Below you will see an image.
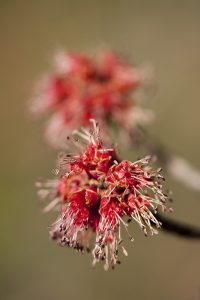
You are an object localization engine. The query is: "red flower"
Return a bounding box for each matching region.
[30,50,153,148]
[37,121,171,270]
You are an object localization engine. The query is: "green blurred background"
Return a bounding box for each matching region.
[1,1,200,299]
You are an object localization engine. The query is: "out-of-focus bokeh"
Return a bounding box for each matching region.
[1,1,200,299]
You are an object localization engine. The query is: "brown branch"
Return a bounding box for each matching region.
[157,213,200,239]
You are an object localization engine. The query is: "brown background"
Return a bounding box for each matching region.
[1,1,200,300]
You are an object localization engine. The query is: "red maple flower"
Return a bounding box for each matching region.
[37,120,171,270]
[30,50,153,148]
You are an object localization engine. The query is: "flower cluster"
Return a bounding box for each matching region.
[30,50,153,148]
[37,120,170,270]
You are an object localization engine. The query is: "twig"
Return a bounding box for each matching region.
[157,213,200,239]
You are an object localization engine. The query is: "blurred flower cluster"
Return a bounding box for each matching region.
[30,50,153,148]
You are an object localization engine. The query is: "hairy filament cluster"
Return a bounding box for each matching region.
[37,120,171,270]
[30,50,153,148]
